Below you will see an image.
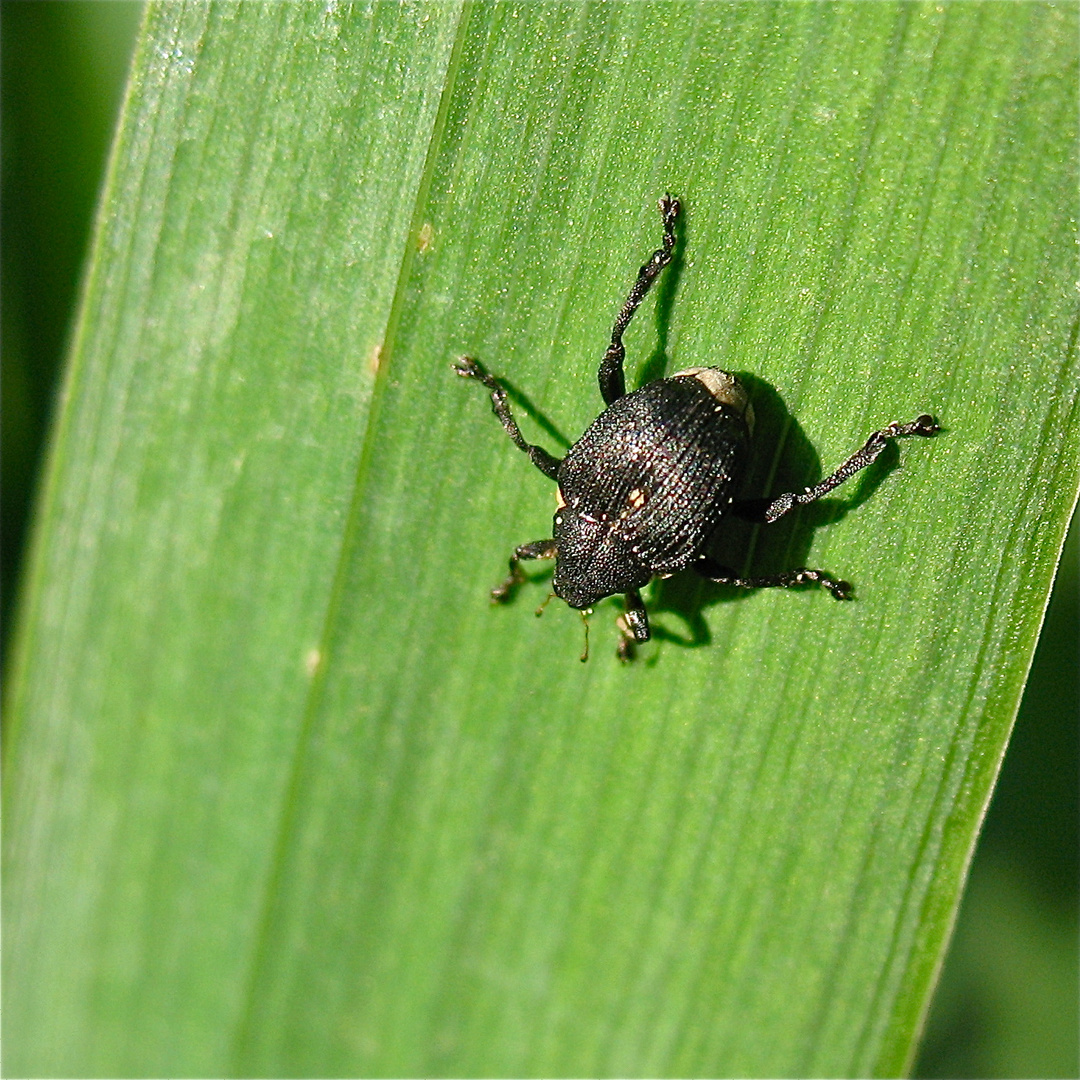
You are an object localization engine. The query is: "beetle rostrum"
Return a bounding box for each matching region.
[455,194,939,660]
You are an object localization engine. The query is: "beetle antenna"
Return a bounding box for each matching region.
[579,610,591,663]
[534,592,556,618]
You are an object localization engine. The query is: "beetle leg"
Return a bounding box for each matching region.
[454,356,562,480]
[491,539,557,603]
[694,556,852,601]
[756,414,939,523]
[598,193,681,406]
[615,588,651,661]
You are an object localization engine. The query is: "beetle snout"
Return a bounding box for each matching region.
[551,575,600,611]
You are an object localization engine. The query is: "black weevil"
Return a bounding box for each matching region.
[455,195,938,660]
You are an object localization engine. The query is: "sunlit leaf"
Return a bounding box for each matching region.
[5,4,1077,1075]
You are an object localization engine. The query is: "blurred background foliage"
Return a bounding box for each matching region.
[1,4,1074,1076]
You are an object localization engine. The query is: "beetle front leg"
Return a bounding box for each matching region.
[694,557,852,600]
[454,356,563,480]
[757,414,939,523]
[491,539,558,603]
[615,588,651,661]
[598,194,680,405]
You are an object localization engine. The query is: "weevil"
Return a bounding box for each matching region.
[455,194,938,660]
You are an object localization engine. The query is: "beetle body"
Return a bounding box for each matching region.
[553,369,752,609]
[455,194,938,659]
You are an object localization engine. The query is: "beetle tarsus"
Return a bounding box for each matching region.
[614,590,650,662]
[490,574,520,604]
[490,539,557,604]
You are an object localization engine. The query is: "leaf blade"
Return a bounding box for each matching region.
[5,3,1077,1077]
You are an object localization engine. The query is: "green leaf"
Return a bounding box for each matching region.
[5,3,1077,1076]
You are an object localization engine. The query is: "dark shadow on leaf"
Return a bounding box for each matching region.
[497,378,573,451]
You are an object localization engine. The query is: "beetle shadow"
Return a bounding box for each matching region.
[645,373,908,652]
[497,379,574,451]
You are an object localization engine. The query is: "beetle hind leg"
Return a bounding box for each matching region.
[758,414,939,523]
[695,557,852,601]
[491,539,557,603]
